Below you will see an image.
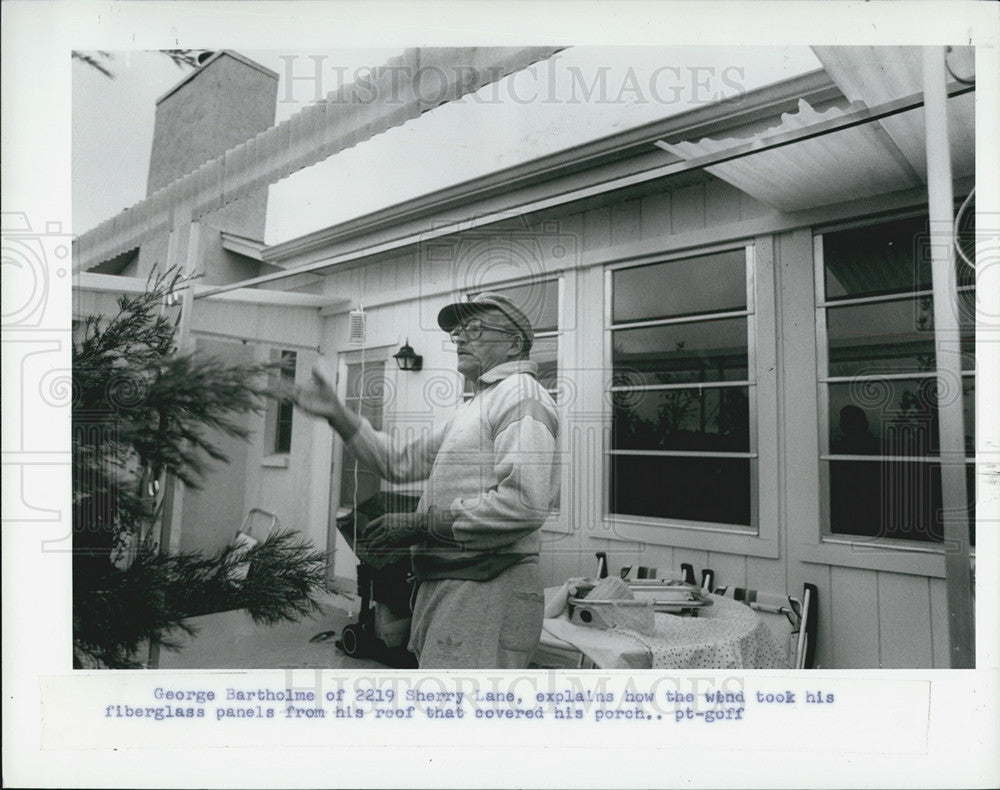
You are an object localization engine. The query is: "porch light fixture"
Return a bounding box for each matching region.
[392,339,422,372]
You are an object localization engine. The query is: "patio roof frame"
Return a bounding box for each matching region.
[195,80,974,301]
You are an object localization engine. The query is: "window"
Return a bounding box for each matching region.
[266,349,297,454]
[464,278,562,515]
[339,360,386,508]
[464,278,561,397]
[816,210,975,544]
[607,247,757,529]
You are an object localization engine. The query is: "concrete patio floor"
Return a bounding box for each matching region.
[157,591,396,670]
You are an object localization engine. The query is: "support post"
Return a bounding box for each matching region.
[148,218,201,667]
[158,220,201,556]
[923,46,974,668]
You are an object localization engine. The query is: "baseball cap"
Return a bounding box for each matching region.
[437,292,534,350]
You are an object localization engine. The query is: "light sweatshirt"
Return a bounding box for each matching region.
[345,360,560,580]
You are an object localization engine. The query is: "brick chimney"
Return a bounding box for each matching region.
[123,51,281,281]
[147,50,278,195]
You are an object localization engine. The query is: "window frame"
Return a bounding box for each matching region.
[601,239,780,558]
[335,352,390,510]
[264,348,297,457]
[813,217,976,551]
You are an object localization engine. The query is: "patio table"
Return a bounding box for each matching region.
[537,586,788,670]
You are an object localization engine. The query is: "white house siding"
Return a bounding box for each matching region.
[572,180,953,669]
[304,167,958,668]
[218,303,329,558]
[557,176,795,656]
[236,344,320,516]
[76,277,333,559]
[179,338,253,555]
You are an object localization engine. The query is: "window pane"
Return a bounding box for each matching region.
[829,460,943,542]
[612,317,748,385]
[275,401,294,453]
[340,456,381,508]
[609,455,750,526]
[270,350,296,454]
[613,386,750,452]
[478,280,559,333]
[613,249,746,323]
[344,399,384,430]
[823,215,932,300]
[360,402,383,431]
[609,455,751,525]
[828,379,940,456]
[531,335,558,390]
[341,361,386,507]
[345,364,362,399]
[827,297,935,376]
[960,289,976,370]
[345,362,386,399]
[829,461,974,544]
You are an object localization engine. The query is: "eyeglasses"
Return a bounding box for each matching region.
[449,318,514,341]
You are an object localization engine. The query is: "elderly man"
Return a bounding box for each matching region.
[293,293,559,668]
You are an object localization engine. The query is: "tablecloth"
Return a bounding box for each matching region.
[541,586,788,669]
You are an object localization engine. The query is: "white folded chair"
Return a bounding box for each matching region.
[713,584,818,669]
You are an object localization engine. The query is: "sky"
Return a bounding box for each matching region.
[72,46,823,241]
[71,48,403,233]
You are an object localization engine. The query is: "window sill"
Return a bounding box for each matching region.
[600,516,778,559]
[799,538,950,578]
[261,455,290,469]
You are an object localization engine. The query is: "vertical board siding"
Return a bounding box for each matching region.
[877,571,934,668]
[540,542,556,581]
[541,528,579,567]
[802,564,834,669]
[584,536,615,578]
[671,184,706,233]
[554,212,585,263]
[575,536,653,580]
[582,206,612,251]
[610,199,641,247]
[829,565,881,667]
[549,541,586,583]
[672,549,710,584]
[705,178,742,223]
[745,553,788,596]
[739,191,771,222]
[301,168,956,670]
[397,251,417,291]
[180,340,253,555]
[639,192,671,240]
[628,544,674,579]
[928,577,951,668]
[705,552,748,592]
[569,422,605,536]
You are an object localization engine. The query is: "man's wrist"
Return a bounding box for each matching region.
[329,415,360,442]
[327,402,361,442]
[426,507,459,545]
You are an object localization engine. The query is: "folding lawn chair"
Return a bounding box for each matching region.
[713,583,819,668]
